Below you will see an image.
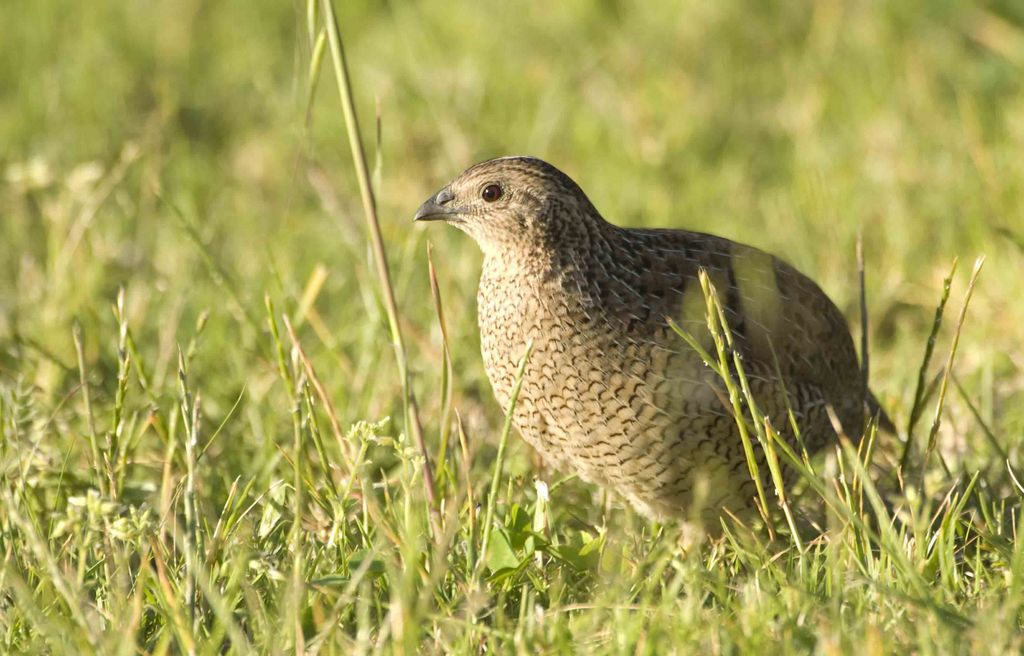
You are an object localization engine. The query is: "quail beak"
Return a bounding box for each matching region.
[413,188,463,223]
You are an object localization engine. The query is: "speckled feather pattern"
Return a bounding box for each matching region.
[421,156,870,521]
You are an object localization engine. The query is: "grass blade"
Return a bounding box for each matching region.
[315,0,437,538]
[902,258,958,470]
[477,340,533,578]
[921,256,985,477]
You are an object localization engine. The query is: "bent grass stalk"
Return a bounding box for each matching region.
[282,313,356,479]
[72,321,104,496]
[176,348,201,634]
[313,0,439,538]
[902,258,958,471]
[952,375,1009,463]
[428,243,455,492]
[922,256,985,478]
[701,273,799,547]
[670,269,807,549]
[477,340,534,578]
[669,271,775,541]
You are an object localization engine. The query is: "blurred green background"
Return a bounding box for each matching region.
[3,0,1022,460]
[2,0,1024,650]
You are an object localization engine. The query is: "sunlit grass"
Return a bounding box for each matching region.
[1,0,1023,653]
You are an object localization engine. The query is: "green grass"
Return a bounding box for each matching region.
[2,0,1024,653]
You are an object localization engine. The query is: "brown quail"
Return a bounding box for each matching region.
[415,156,884,522]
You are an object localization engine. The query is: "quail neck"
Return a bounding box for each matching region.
[415,156,881,523]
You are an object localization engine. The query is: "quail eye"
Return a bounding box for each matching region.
[481,184,503,202]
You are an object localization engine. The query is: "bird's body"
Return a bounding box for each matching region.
[416,156,875,521]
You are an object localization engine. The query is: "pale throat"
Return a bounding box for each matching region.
[480,239,564,282]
